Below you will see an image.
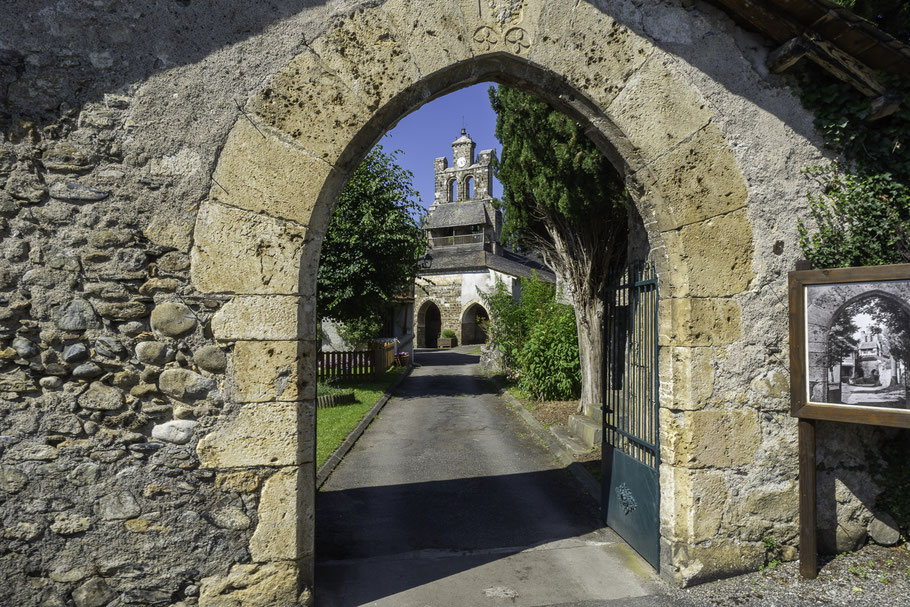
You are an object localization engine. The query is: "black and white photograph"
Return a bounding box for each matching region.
[806,279,910,409]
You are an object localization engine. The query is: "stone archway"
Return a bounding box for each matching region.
[461,302,489,345]
[190,0,768,597]
[417,300,442,348]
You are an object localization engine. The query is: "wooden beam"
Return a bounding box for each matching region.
[799,418,818,579]
[869,92,903,121]
[768,37,810,73]
[767,35,886,97]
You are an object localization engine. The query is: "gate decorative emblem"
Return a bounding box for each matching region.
[616,483,638,515]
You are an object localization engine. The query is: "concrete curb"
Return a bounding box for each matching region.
[316,364,415,489]
[489,375,602,506]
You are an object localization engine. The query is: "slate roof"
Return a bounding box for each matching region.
[424,201,489,229]
[420,247,556,283]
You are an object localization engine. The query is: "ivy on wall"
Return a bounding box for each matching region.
[796,67,910,268]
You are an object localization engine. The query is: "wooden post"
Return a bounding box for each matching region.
[799,418,818,579]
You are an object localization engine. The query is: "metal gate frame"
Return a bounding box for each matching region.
[602,261,661,570]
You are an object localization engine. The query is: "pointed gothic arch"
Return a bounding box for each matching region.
[187,0,820,595]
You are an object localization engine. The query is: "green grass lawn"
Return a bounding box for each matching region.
[316,366,405,467]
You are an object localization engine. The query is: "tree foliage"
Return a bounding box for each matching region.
[796,66,910,269]
[317,146,426,344]
[798,166,910,268]
[489,85,628,409]
[481,275,580,401]
[489,85,627,264]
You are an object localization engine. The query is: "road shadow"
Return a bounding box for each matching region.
[315,467,604,606]
[413,348,482,367]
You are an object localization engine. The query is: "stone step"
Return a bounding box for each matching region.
[549,425,593,456]
[569,414,602,449]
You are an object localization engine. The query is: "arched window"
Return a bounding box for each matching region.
[464,175,474,200]
[448,179,456,202]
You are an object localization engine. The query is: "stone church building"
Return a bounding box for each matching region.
[415,129,554,348]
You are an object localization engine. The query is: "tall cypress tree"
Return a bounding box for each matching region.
[490,85,628,412]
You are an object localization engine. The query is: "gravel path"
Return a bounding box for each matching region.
[668,543,910,606]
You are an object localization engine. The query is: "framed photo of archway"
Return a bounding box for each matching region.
[790,263,910,429]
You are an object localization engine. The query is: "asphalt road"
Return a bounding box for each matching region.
[315,346,669,607]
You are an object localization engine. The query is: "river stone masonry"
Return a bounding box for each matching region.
[0,0,902,604]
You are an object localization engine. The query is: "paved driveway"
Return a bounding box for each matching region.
[315,346,670,607]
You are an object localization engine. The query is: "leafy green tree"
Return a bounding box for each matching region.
[317,146,426,344]
[489,85,628,412]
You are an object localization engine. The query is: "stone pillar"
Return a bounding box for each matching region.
[189,119,325,605]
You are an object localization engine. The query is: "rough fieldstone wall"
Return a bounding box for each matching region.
[0,3,331,605]
[0,0,897,603]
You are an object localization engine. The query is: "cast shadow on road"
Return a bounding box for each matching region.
[315,467,604,606]
[413,349,482,367]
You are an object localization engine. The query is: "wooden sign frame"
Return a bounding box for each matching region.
[789,262,910,579]
[789,263,910,430]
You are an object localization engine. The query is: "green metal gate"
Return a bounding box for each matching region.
[602,261,660,570]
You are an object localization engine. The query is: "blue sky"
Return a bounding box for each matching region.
[379,82,501,209]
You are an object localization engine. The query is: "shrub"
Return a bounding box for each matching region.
[482,273,581,400]
[441,329,456,339]
[517,302,580,400]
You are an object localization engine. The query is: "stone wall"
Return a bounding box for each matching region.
[0,0,897,602]
[415,275,463,346]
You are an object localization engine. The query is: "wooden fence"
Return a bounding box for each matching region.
[318,342,395,381]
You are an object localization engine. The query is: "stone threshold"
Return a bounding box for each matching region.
[316,364,415,488]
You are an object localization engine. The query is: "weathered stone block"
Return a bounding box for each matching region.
[659,466,727,543]
[383,0,473,77]
[659,297,741,346]
[251,50,371,171]
[307,9,419,137]
[250,467,308,562]
[211,296,311,341]
[150,302,197,337]
[608,55,714,165]
[199,562,298,607]
[232,341,315,402]
[196,402,310,468]
[191,200,307,295]
[662,409,761,469]
[530,1,652,111]
[643,125,748,231]
[658,346,715,411]
[664,537,765,587]
[662,209,754,298]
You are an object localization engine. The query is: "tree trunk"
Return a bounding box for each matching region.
[575,293,604,416]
